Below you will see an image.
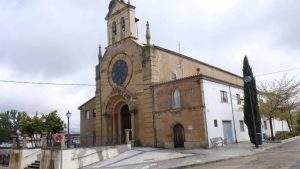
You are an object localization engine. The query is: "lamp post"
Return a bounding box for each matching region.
[66,111,71,148]
[16,129,21,149]
[41,116,48,148]
[42,117,47,135]
[244,76,259,148]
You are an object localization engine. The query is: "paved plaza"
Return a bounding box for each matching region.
[84,137,300,169]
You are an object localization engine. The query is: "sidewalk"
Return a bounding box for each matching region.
[85,136,300,169]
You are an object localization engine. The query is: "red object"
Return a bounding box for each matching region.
[53,133,65,143]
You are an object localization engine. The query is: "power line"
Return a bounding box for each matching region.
[0,67,299,87]
[0,80,95,87]
[256,67,300,77]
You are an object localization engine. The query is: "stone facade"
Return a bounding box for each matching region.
[79,0,243,148]
[153,76,208,148]
[78,97,96,146]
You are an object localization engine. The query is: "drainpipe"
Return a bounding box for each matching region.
[229,85,238,143]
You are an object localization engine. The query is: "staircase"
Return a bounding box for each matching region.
[25,160,40,169]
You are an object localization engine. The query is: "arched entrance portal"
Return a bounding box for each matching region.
[120,104,131,143]
[105,88,137,145]
[173,124,185,148]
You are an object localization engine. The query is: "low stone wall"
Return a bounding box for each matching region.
[0,149,11,169]
[40,144,131,169]
[9,149,41,169]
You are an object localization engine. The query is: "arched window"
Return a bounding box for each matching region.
[120,17,126,32]
[112,21,117,35]
[172,89,181,109]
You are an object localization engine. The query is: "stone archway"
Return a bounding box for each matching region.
[104,88,137,145]
[120,104,131,143]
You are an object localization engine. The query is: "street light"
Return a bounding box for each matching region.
[16,129,21,149]
[244,76,259,148]
[42,117,46,133]
[66,111,71,148]
[41,116,48,148]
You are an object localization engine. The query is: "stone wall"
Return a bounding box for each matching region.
[9,149,41,169]
[40,144,131,169]
[79,97,96,146]
[154,46,243,86]
[95,39,156,146]
[153,77,208,148]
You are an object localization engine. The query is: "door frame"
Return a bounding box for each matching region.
[222,120,234,144]
[173,123,185,148]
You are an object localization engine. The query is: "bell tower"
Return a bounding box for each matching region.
[106,0,139,45]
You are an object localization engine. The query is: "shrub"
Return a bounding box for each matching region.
[275,131,295,140]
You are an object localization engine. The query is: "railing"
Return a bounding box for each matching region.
[10,134,134,150]
[63,135,132,149]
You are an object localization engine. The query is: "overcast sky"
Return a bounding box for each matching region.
[0,0,299,132]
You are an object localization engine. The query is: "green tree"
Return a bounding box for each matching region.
[21,114,34,137]
[45,111,64,136]
[243,56,262,147]
[260,76,300,138]
[0,110,27,143]
[0,111,11,143]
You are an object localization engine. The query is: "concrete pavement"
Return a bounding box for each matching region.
[188,137,300,169]
[84,137,300,169]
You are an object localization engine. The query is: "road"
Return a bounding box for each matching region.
[188,138,300,169]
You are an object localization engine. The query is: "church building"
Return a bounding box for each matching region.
[79,0,250,148]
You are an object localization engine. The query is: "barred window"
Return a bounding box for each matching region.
[220,91,228,103]
[214,120,218,127]
[240,120,245,132]
[236,94,241,105]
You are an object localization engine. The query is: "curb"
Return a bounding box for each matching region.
[261,136,300,151]
[170,136,300,169]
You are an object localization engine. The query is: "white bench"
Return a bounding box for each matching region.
[210,137,227,148]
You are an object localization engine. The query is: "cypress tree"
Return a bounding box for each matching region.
[243,56,262,146]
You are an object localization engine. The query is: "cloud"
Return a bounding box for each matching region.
[0,0,299,132]
[0,0,103,78]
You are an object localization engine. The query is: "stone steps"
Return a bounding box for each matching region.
[25,160,40,169]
